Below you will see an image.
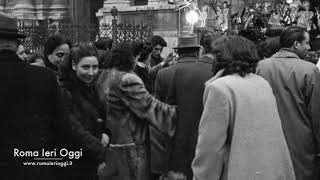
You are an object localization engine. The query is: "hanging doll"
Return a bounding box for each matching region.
[297,0,314,31]
[221,1,229,32]
[199,4,209,27]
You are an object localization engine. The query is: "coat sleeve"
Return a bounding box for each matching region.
[119,73,176,137]
[305,67,320,153]
[192,83,229,180]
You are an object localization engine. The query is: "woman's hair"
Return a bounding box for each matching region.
[108,44,135,72]
[71,44,99,65]
[44,35,71,58]
[43,35,71,68]
[59,45,99,84]
[138,41,153,62]
[212,36,260,77]
[94,37,113,51]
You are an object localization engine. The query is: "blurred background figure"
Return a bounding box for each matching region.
[43,35,71,75]
[93,37,113,69]
[16,41,28,61]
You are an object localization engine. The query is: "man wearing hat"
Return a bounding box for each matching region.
[0,13,69,179]
[154,35,215,180]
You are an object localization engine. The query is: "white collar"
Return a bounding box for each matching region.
[137,62,148,69]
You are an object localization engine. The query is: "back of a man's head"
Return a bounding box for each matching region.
[280,26,308,49]
[200,32,218,55]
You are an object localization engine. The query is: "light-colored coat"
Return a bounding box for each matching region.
[257,49,320,180]
[192,72,295,180]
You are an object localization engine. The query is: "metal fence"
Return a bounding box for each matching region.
[18,20,153,53]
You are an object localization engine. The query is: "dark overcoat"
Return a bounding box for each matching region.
[0,50,69,180]
[58,73,107,180]
[154,56,214,179]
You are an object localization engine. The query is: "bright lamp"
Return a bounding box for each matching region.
[186,10,199,24]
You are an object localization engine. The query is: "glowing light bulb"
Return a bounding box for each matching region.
[186,10,199,24]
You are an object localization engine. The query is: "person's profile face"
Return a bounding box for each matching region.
[16,44,28,61]
[48,43,70,68]
[295,32,311,59]
[152,44,164,59]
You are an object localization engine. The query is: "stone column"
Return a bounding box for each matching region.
[0,0,5,11]
[10,0,36,21]
[49,0,69,20]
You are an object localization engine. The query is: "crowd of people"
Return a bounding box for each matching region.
[1,9,320,180]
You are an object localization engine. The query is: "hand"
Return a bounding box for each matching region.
[97,162,106,176]
[164,53,174,65]
[101,133,110,147]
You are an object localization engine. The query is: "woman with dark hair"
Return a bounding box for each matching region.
[43,35,71,74]
[96,44,176,180]
[192,36,295,180]
[58,45,109,180]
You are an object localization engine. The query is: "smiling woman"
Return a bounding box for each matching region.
[57,45,109,180]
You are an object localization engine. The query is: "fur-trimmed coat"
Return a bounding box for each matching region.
[96,68,176,180]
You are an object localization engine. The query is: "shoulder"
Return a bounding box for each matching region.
[121,72,144,85]
[257,57,275,66]
[205,76,231,94]
[158,64,177,76]
[25,65,57,83]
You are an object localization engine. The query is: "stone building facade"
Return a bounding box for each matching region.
[0,0,102,26]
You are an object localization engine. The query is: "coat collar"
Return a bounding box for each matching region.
[205,69,225,86]
[271,48,301,59]
[199,55,214,64]
[137,61,148,69]
[177,57,197,64]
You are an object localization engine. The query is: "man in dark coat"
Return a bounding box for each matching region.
[257,26,320,180]
[153,35,215,180]
[0,13,69,180]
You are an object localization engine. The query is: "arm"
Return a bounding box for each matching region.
[119,73,176,137]
[192,83,230,180]
[149,53,173,77]
[306,68,320,153]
